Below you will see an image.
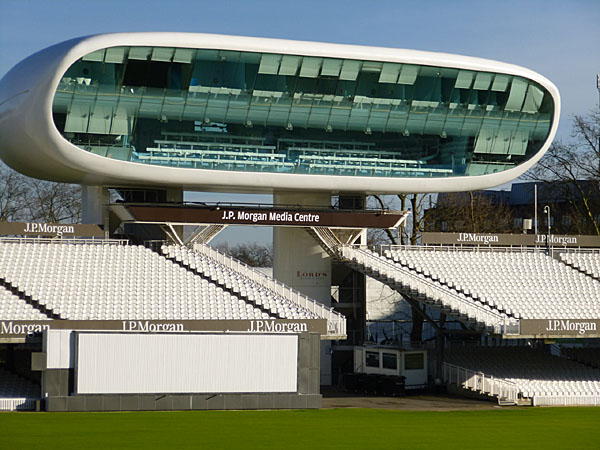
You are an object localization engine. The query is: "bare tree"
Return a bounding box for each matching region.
[367,193,435,344]
[213,242,273,267]
[526,111,600,235]
[23,178,81,223]
[0,164,27,221]
[425,191,514,233]
[369,195,400,246]
[368,193,435,247]
[0,162,81,223]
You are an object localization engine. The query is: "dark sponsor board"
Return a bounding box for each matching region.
[0,222,104,238]
[421,232,600,247]
[0,319,328,339]
[127,205,408,229]
[520,319,600,337]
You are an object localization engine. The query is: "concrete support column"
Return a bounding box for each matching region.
[338,194,367,347]
[165,188,184,242]
[273,191,332,385]
[273,192,332,302]
[82,186,109,238]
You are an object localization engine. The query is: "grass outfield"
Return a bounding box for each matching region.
[1,408,599,449]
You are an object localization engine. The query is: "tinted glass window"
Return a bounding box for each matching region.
[405,353,424,370]
[382,353,397,370]
[53,46,555,179]
[365,351,380,368]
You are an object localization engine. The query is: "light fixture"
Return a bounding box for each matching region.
[403,129,410,137]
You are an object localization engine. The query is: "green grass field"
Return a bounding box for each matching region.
[1,407,599,449]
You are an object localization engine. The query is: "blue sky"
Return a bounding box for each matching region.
[1,0,598,243]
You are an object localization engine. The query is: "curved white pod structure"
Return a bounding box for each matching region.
[0,33,560,193]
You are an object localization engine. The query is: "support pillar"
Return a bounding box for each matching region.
[273,192,332,385]
[165,188,184,242]
[81,186,109,238]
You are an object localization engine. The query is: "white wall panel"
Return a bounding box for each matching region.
[75,333,298,394]
[45,329,74,369]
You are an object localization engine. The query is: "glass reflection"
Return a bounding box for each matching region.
[52,46,554,178]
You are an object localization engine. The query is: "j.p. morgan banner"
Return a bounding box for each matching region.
[0,222,104,238]
[520,319,600,337]
[127,205,408,229]
[0,319,328,339]
[421,232,600,248]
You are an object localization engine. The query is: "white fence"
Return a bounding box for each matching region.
[0,398,37,411]
[442,362,519,404]
[0,237,126,245]
[532,395,600,406]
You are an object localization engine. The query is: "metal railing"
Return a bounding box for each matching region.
[192,244,346,338]
[0,237,126,245]
[340,245,520,335]
[380,244,553,254]
[0,398,38,411]
[306,227,342,257]
[442,362,519,404]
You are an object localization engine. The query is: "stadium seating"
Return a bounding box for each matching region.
[339,245,517,334]
[444,346,600,406]
[188,243,346,337]
[0,238,344,329]
[0,240,271,321]
[0,285,49,320]
[0,367,40,411]
[562,347,600,369]
[559,251,600,279]
[383,246,600,320]
[0,367,39,398]
[131,133,452,177]
[336,243,600,333]
[161,244,321,320]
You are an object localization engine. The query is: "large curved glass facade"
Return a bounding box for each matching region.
[52,46,554,178]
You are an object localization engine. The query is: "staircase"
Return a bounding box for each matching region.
[303,226,517,334]
[186,224,228,245]
[442,362,520,406]
[305,227,341,257]
[338,245,518,335]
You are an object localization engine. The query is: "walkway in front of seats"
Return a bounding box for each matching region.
[321,388,516,411]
